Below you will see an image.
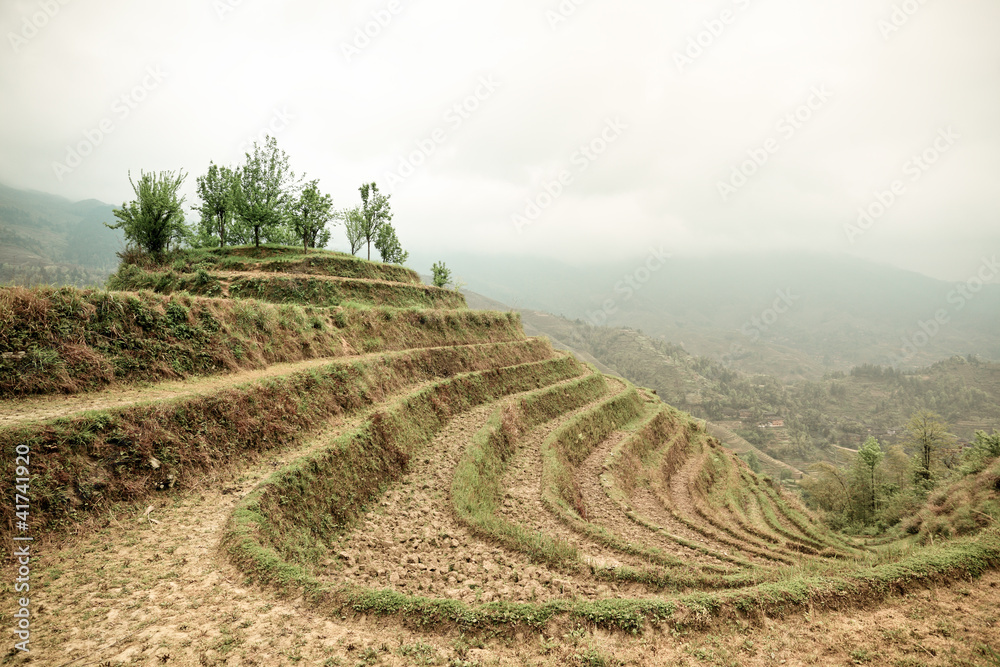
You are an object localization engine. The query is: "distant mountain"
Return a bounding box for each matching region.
[428,251,1000,376]
[0,182,121,286]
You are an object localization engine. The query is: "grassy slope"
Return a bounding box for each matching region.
[5,244,1000,656]
[0,285,511,396]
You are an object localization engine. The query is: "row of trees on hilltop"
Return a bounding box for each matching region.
[106,136,407,264]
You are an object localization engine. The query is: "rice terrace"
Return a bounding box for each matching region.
[2,246,999,666]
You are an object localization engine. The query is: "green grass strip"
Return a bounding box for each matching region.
[452,371,609,566]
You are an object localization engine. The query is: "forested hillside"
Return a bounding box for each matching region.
[507,309,1000,468]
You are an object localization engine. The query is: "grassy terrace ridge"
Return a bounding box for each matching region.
[107,265,466,310]
[0,285,517,397]
[451,370,611,567]
[540,383,648,524]
[691,444,835,558]
[220,354,1000,631]
[222,355,587,576]
[0,339,555,547]
[530,385,754,578]
[162,245,423,284]
[454,379,775,590]
[533,389,802,587]
[601,408,770,570]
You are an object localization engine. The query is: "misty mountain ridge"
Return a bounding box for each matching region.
[424,250,1000,377]
[0,181,121,286]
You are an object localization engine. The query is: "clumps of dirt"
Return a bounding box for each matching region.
[317,402,630,604]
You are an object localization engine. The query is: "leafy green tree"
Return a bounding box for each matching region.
[233,136,302,247]
[858,436,884,515]
[374,222,407,264]
[106,169,188,255]
[974,429,1000,457]
[290,180,335,253]
[741,450,763,474]
[343,206,366,256]
[904,410,954,482]
[962,429,1000,474]
[194,162,237,247]
[431,261,451,288]
[882,444,912,491]
[802,461,850,516]
[359,182,391,260]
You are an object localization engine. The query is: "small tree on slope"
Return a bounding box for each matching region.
[374,222,408,265]
[431,261,451,288]
[358,182,391,261]
[194,162,237,247]
[290,180,335,253]
[233,136,302,247]
[343,206,366,256]
[106,169,188,255]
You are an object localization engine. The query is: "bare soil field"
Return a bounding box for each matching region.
[3,256,998,667]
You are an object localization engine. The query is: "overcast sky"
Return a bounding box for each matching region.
[1,0,998,281]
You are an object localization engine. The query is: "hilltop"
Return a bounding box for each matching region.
[0,245,997,665]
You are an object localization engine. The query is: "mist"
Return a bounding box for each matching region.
[2,0,999,282]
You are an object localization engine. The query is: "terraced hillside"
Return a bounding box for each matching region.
[2,247,999,666]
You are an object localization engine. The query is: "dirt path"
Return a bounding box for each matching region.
[321,376,658,605]
[654,442,790,565]
[0,356,348,429]
[493,379,678,581]
[18,407,392,666]
[665,440,704,524]
[0,342,510,429]
[575,430,734,569]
